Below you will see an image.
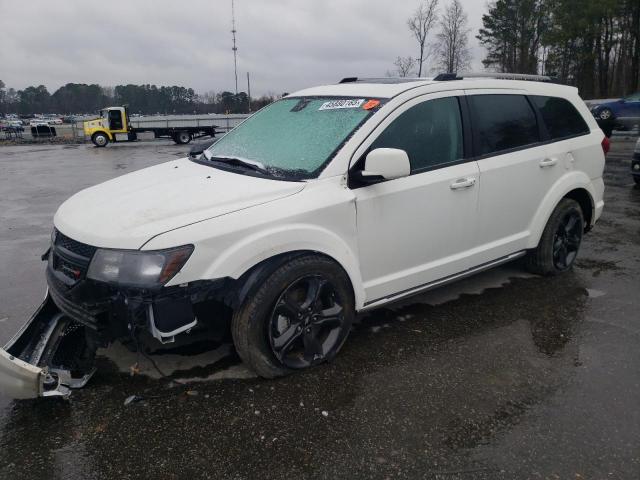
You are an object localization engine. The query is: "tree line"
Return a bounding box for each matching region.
[3,0,638,114]
[477,0,640,98]
[394,0,639,99]
[0,80,276,116]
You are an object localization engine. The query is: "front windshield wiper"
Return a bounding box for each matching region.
[202,151,269,174]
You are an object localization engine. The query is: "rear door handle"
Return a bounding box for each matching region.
[450,178,476,190]
[539,157,558,168]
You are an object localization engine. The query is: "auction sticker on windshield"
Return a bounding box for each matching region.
[319,99,365,110]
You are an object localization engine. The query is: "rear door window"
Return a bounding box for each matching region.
[468,94,539,156]
[370,96,464,173]
[530,96,590,140]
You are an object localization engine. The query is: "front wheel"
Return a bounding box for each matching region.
[91,132,109,147]
[525,198,584,275]
[232,254,354,378]
[634,176,640,185]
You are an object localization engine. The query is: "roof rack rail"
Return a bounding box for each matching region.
[338,77,426,84]
[434,72,561,83]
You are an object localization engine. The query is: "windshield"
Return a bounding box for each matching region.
[205,97,383,179]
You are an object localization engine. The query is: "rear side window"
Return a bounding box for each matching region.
[370,96,464,173]
[531,96,590,140]
[468,95,539,156]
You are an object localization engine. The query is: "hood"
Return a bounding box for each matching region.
[54,158,305,249]
[83,118,106,133]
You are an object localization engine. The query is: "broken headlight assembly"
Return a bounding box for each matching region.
[87,245,194,289]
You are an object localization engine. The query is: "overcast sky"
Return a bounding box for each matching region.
[0,0,488,96]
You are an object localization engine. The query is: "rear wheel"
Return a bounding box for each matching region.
[174,131,192,144]
[232,254,354,378]
[526,198,584,275]
[91,132,109,147]
[598,108,613,121]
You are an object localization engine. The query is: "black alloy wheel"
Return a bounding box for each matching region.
[552,210,583,270]
[525,198,585,276]
[268,275,345,369]
[231,254,354,378]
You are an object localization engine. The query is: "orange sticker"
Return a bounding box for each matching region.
[363,99,380,110]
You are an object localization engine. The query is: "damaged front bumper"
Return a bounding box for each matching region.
[0,294,94,399]
[1,230,235,400]
[0,348,43,399]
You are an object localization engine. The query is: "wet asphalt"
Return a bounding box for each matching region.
[0,139,639,479]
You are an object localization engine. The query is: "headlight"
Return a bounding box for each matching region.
[87,245,194,288]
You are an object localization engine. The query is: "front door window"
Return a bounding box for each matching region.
[109,110,123,130]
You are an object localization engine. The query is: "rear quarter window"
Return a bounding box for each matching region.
[531,96,590,140]
[468,94,539,156]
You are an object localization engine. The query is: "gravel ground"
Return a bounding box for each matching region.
[0,139,639,480]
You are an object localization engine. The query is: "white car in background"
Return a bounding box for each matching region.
[0,73,607,399]
[29,118,48,127]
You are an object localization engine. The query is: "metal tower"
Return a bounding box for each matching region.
[231,0,238,95]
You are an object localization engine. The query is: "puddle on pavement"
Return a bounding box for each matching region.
[98,339,256,382]
[586,288,606,298]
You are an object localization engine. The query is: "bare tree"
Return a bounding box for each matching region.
[391,56,418,77]
[407,0,439,76]
[436,0,472,73]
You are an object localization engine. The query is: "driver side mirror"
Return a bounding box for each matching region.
[354,148,411,184]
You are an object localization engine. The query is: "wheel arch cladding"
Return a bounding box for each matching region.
[563,188,594,230]
[526,173,597,249]
[234,250,357,309]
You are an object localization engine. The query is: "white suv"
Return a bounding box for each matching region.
[0,74,606,398]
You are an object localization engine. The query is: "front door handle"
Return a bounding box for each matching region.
[450,178,476,190]
[539,157,558,168]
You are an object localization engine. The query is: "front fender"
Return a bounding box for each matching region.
[204,224,365,309]
[526,171,599,250]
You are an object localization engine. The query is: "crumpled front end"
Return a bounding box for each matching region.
[1,226,236,400]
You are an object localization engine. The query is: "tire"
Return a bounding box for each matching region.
[634,176,640,185]
[174,131,192,144]
[525,198,584,276]
[232,254,355,378]
[598,108,613,121]
[91,132,109,147]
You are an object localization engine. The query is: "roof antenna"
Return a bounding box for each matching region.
[231,0,239,95]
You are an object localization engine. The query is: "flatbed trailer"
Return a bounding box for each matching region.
[83,106,249,147]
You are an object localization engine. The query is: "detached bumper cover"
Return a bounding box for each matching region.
[0,348,43,399]
[0,295,82,399]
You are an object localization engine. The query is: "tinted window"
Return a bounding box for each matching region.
[370,97,463,173]
[531,96,590,140]
[469,95,539,155]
